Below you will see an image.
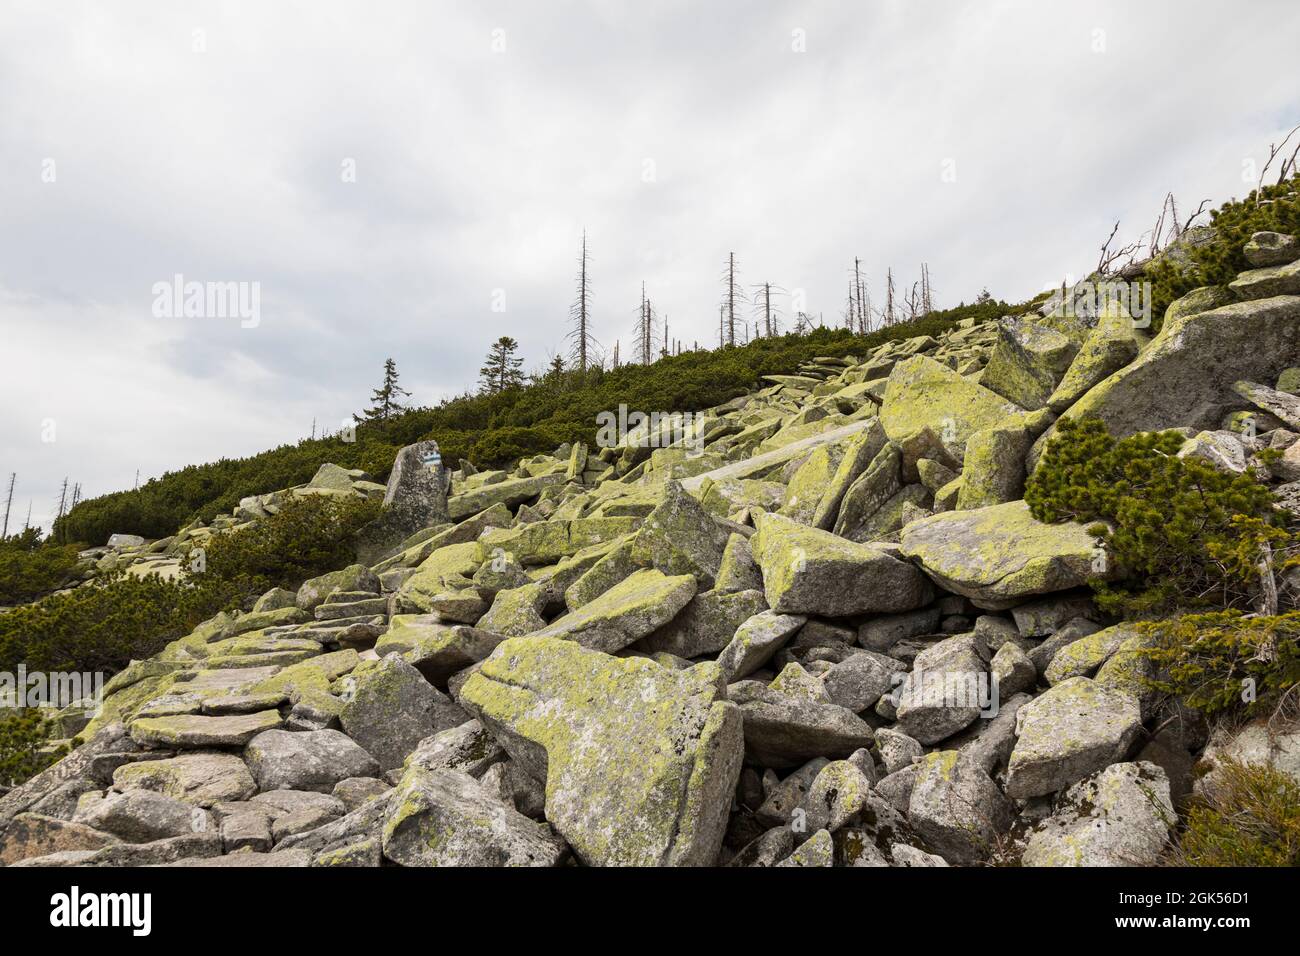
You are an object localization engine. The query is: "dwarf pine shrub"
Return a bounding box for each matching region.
[1026,417,1287,616]
[0,495,380,678]
[0,708,67,787]
[1146,179,1300,333]
[0,530,82,606]
[1140,611,1300,717]
[1176,757,1300,866]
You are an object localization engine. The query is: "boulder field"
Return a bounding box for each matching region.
[5,230,1300,868]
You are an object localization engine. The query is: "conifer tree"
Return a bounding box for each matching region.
[355,358,411,423]
[479,336,525,394]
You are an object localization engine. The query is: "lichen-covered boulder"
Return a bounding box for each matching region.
[1046,304,1139,414]
[0,814,118,865]
[750,511,931,616]
[778,442,846,525]
[1021,762,1174,866]
[339,654,468,771]
[980,317,1080,411]
[459,637,743,866]
[296,564,380,613]
[1233,379,1300,431]
[730,681,875,768]
[477,583,549,636]
[714,533,764,593]
[375,616,504,687]
[641,588,767,658]
[832,441,902,541]
[448,472,567,521]
[76,789,206,844]
[899,500,1111,610]
[1043,623,1137,685]
[382,766,567,867]
[1005,677,1142,798]
[1049,294,1300,442]
[355,439,451,566]
[112,753,257,807]
[957,417,1033,510]
[476,516,638,567]
[129,710,283,749]
[879,355,1024,462]
[628,479,731,587]
[1244,230,1299,268]
[812,421,890,531]
[894,633,991,745]
[395,541,482,613]
[717,610,807,681]
[529,567,697,653]
[1230,257,1300,299]
[802,759,874,834]
[1194,717,1300,797]
[908,750,1013,864]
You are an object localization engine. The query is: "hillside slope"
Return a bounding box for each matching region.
[3,195,1300,868]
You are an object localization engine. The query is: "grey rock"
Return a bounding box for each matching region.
[717,610,808,682]
[244,729,381,792]
[339,654,469,771]
[991,641,1037,699]
[750,511,932,616]
[404,720,506,780]
[733,682,875,769]
[908,751,1013,864]
[876,727,924,774]
[355,440,452,566]
[1022,762,1174,866]
[1243,230,1299,268]
[894,633,991,745]
[382,766,566,867]
[76,789,207,843]
[1006,677,1142,798]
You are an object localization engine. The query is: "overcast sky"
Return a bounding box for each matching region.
[1,1,1298,535]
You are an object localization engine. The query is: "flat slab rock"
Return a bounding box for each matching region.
[730,681,875,769]
[528,567,698,653]
[459,636,743,866]
[112,752,257,807]
[899,500,1112,610]
[129,710,284,749]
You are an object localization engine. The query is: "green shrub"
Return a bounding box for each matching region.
[1141,611,1300,717]
[0,496,378,679]
[1026,416,1286,616]
[0,708,66,787]
[185,493,381,611]
[1176,757,1300,866]
[0,530,82,605]
[0,573,193,676]
[1146,179,1300,333]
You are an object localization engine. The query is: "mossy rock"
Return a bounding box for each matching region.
[459,636,742,866]
[899,500,1112,610]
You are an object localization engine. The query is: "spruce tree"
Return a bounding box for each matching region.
[479,336,525,394]
[355,358,411,423]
